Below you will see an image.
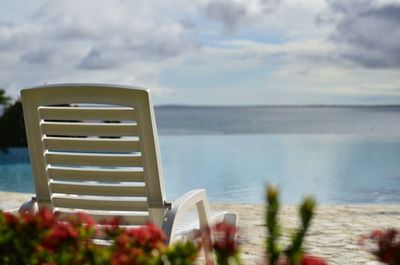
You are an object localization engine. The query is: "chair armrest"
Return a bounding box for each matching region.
[162,189,211,244]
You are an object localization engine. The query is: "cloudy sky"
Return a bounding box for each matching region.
[0,0,399,105]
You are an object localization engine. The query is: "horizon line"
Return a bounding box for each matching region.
[155,104,400,108]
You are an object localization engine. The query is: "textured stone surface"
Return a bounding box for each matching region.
[0,191,33,210]
[211,203,399,264]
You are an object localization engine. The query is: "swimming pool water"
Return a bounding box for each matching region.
[2,134,400,204]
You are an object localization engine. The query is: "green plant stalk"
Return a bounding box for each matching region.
[266,185,281,265]
[285,196,315,265]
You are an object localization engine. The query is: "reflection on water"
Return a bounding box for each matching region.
[1,134,400,204]
[160,134,400,204]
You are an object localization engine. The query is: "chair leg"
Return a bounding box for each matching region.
[223,212,239,240]
[223,212,238,228]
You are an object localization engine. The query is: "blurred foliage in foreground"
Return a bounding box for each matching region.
[0,185,334,265]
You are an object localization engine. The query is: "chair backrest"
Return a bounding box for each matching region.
[21,84,166,226]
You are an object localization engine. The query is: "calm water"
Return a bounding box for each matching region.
[1,106,400,204]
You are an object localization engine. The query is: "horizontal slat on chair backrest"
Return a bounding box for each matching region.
[56,209,149,225]
[50,182,147,197]
[39,107,136,121]
[41,122,138,137]
[47,166,145,182]
[52,196,148,211]
[43,137,141,152]
[45,152,143,167]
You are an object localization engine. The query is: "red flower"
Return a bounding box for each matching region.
[21,208,57,229]
[114,224,166,251]
[364,228,400,265]
[110,224,166,265]
[42,222,79,251]
[102,216,123,227]
[101,216,124,237]
[212,222,238,255]
[1,211,19,227]
[68,211,96,227]
[110,248,144,265]
[276,255,327,265]
[301,255,328,265]
[37,208,57,228]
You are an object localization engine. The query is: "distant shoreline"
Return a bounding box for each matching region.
[3,104,400,117]
[155,104,400,108]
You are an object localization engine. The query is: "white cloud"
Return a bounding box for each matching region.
[203,0,280,33]
[0,0,198,98]
[0,0,399,105]
[325,0,400,68]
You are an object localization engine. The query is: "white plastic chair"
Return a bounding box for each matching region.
[18,83,237,243]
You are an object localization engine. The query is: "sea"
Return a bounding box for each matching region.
[1,106,400,204]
